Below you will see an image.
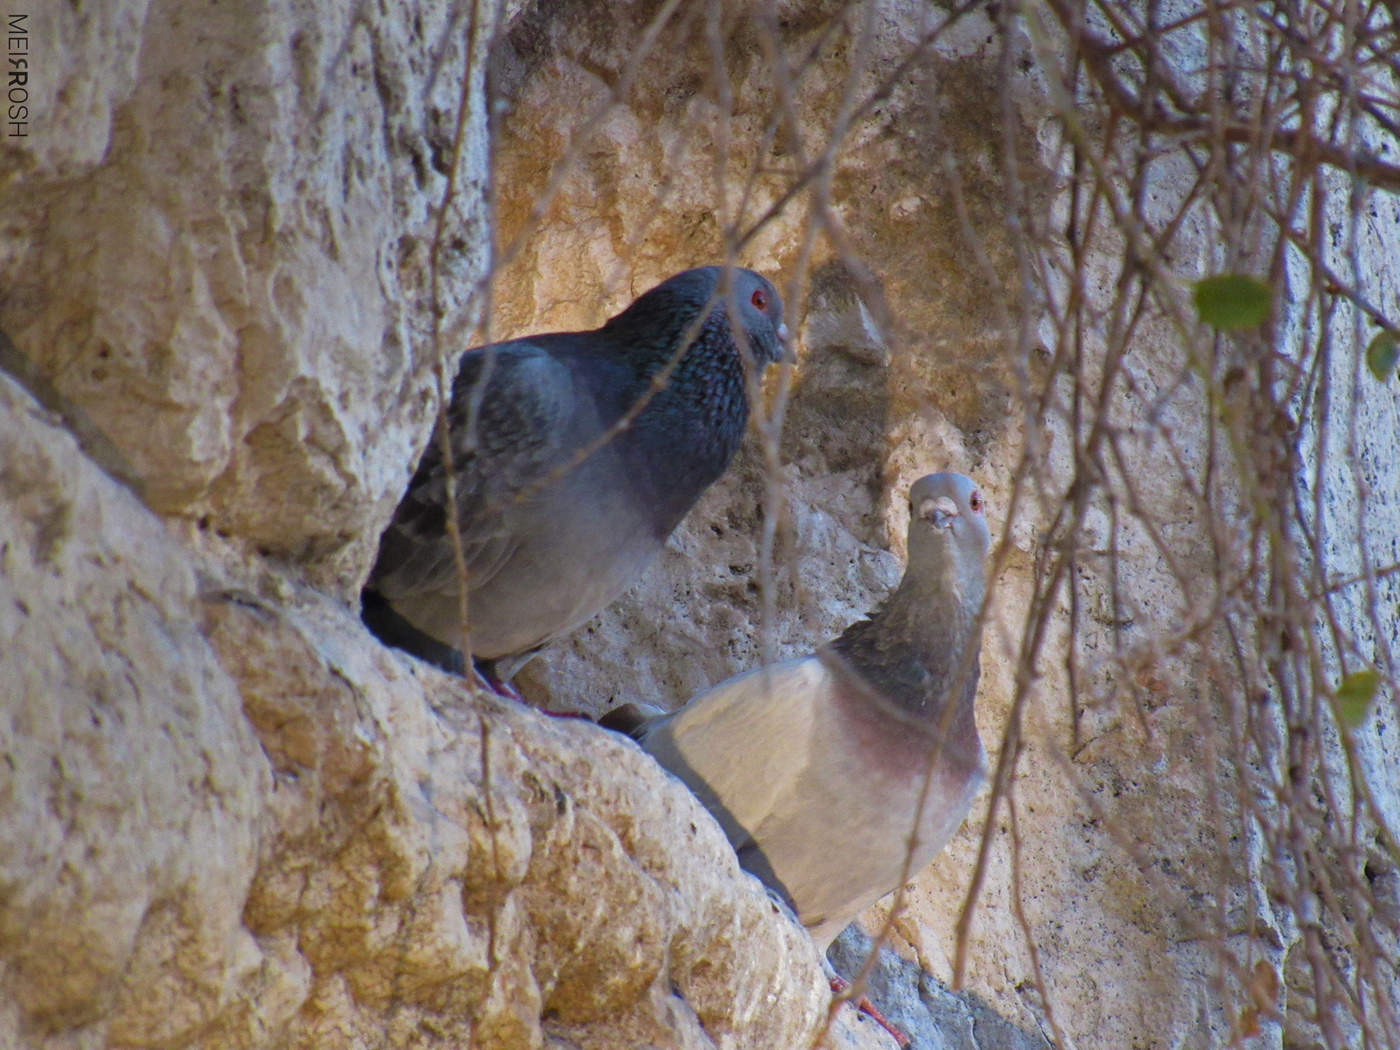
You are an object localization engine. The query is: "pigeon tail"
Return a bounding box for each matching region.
[361,589,466,675]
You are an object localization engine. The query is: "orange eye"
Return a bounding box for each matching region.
[751,287,768,310]
[969,490,984,513]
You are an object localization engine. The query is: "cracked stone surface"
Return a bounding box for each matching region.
[0,368,837,1049]
[2,1,1397,1048]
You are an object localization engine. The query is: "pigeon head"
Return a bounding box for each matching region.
[827,471,989,718]
[715,267,789,367]
[906,472,990,607]
[604,265,788,369]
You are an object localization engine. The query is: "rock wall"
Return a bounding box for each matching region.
[483,3,1205,1047]
[0,1,893,1046]
[0,368,843,1049]
[1,0,500,592]
[3,0,1397,1048]
[483,2,1400,1048]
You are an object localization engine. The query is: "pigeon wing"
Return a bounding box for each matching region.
[639,655,828,853]
[368,340,584,601]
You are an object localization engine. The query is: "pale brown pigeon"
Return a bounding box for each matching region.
[631,472,990,950]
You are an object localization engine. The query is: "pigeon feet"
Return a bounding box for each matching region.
[829,975,910,1049]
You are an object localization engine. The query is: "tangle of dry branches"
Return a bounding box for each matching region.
[425,0,1400,1045]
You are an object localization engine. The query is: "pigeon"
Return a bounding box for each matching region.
[626,472,990,950]
[363,266,788,691]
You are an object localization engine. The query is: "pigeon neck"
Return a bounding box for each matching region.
[608,308,752,535]
[603,284,720,368]
[891,547,985,637]
[830,560,984,722]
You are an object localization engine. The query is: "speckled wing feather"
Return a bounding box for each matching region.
[367,340,584,603]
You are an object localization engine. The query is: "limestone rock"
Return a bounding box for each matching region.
[5,0,1398,1048]
[0,0,508,593]
[829,925,1049,1050]
[205,587,833,1050]
[0,368,833,1049]
[481,3,1400,1049]
[0,372,269,1046]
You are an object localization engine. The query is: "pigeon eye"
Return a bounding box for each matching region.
[751,288,769,311]
[969,490,983,513]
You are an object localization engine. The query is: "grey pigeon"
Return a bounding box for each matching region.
[631,473,990,950]
[363,266,788,690]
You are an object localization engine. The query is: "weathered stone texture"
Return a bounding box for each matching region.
[0,0,501,593]
[3,0,1398,1048]
[0,370,843,1049]
[483,3,1400,1049]
[0,373,269,1047]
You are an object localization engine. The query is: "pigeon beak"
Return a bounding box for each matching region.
[921,495,961,529]
[776,323,795,363]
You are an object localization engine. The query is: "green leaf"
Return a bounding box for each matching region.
[1366,330,1400,382]
[1193,274,1273,329]
[1336,669,1381,729]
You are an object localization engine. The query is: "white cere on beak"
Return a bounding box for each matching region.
[920,495,961,528]
[777,321,790,341]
